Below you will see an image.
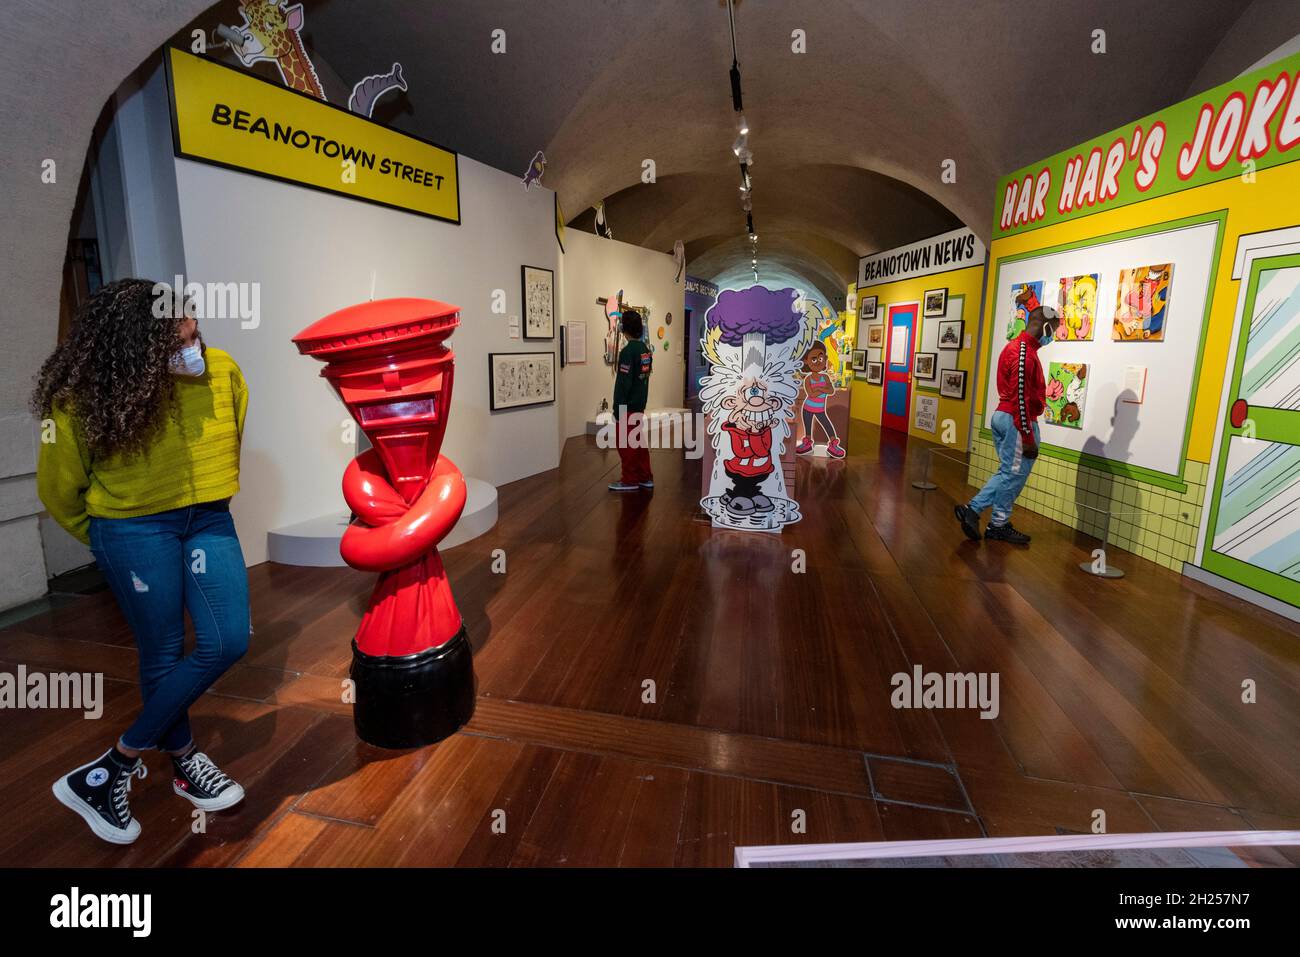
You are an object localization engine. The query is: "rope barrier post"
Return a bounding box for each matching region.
[911,446,938,491]
[1078,505,1124,579]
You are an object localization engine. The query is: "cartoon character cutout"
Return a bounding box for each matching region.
[220,3,405,115]
[522,151,547,190]
[1057,274,1098,341]
[795,341,845,458]
[699,286,815,531]
[1114,264,1173,341]
[222,1,325,98]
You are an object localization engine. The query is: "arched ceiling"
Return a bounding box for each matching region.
[294,0,1252,298]
[46,0,1276,310]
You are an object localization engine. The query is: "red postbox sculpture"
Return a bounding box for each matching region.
[293,298,474,748]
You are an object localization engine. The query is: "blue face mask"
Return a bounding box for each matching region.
[170,341,206,377]
[1039,323,1054,347]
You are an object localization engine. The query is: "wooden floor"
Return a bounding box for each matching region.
[2,419,1298,867]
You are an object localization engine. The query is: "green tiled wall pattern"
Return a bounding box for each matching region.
[967,434,1209,571]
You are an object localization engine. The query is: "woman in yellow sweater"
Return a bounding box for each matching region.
[35,278,250,845]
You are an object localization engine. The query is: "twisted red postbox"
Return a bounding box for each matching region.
[293,298,474,747]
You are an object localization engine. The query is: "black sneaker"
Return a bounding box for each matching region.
[954,504,981,541]
[52,748,147,845]
[172,749,245,811]
[985,522,1031,544]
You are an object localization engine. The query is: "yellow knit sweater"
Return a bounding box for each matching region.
[37,348,248,545]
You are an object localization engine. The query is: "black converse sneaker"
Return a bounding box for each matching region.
[52,748,147,845]
[172,749,245,811]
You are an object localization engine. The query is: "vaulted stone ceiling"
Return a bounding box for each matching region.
[197,0,1271,301]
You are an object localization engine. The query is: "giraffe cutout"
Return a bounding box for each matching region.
[226,1,325,99]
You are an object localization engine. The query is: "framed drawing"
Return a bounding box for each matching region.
[865,361,884,385]
[914,352,937,380]
[859,295,878,321]
[521,265,555,339]
[937,318,963,349]
[851,349,867,371]
[923,287,948,318]
[867,324,884,348]
[489,351,555,411]
[939,368,967,400]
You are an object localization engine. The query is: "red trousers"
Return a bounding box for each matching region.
[617,413,653,483]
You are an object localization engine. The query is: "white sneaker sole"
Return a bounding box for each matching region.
[52,776,140,845]
[173,781,245,811]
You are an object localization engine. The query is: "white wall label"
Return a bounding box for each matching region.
[915,394,938,433]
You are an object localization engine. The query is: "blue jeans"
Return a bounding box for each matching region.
[89,500,249,752]
[968,410,1039,526]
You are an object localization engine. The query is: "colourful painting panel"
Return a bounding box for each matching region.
[1114,263,1173,341]
[1045,361,1089,428]
[1057,273,1098,341]
[1007,280,1043,340]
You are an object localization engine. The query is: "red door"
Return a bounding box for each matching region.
[881,303,915,433]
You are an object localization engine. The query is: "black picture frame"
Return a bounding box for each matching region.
[923,287,949,318]
[521,264,556,340]
[937,319,964,350]
[858,295,878,321]
[939,368,967,400]
[914,352,938,380]
[865,361,884,385]
[488,351,556,411]
[851,349,867,372]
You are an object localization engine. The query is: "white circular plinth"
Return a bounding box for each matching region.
[267,477,499,567]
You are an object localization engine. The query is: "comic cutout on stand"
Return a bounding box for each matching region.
[698,286,816,532]
[794,305,849,459]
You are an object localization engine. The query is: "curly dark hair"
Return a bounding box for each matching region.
[31,278,189,460]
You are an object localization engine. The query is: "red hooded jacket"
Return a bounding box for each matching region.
[995,331,1045,449]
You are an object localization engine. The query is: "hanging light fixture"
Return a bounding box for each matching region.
[727,0,758,284]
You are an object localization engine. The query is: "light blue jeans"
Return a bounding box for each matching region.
[968,410,1039,526]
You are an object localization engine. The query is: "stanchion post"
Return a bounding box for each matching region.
[911,446,938,491]
[1078,505,1125,579]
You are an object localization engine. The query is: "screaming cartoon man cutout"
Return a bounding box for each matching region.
[699,286,816,532]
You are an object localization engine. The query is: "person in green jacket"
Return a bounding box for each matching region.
[609,309,654,491]
[34,278,249,845]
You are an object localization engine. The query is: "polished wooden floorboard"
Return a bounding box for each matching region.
[2,419,1298,866]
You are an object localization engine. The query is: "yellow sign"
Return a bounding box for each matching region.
[166,47,459,223]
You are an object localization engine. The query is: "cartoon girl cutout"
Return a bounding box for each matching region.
[795,340,845,458]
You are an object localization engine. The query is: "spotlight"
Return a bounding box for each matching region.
[732,132,748,156]
[738,113,749,135]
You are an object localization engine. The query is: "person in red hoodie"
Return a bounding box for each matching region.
[955,305,1057,544]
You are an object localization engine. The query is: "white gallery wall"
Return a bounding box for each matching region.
[558,229,685,438]
[174,155,560,565]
